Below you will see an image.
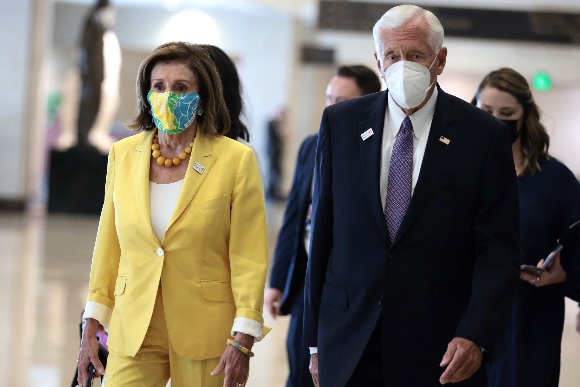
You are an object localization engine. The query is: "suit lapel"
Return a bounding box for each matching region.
[391,87,457,246]
[166,131,216,231]
[359,91,390,244]
[132,130,159,244]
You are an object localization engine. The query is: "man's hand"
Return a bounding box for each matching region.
[439,337,482,384]
[309,353,319,387]
[520,252,567,287]
[264,288,283,319]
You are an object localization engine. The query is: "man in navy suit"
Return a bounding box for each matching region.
[265,65,381,387]
[304,5,520,387]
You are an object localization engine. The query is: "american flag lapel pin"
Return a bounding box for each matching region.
[361,128,374,141]
[439,136,450,145]
[193,161,205,174]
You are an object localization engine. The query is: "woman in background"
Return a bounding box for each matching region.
[199,45,264,184]
[76,42,269,387]
[473,67,580,387]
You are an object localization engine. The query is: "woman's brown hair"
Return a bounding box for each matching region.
[471,67,549,176]
[127,41,230,136]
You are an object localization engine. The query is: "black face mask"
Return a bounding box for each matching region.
[501,119,519,143]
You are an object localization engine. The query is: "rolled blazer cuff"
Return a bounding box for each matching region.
[233,308,272,341]
[231,317,264,342]
[83,301,113,328]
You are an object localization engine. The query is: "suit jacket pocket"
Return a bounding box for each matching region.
[114,276,127,296]
[190,195,229,213]
[321,282,348,311]
[201,280,235,302]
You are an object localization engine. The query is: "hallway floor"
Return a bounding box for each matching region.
[1,203,579,386]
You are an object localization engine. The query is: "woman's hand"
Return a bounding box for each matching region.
[211,333,253,387]
[520,252,567,287]
[77,318,105,387]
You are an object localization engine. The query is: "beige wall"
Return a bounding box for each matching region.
[4,1,580,206]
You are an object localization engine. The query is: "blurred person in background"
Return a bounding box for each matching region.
[200,44,265,187]
[76,42,269,387]
[266,107,287,200]
[265,65,381,387]
[473,67,580,387]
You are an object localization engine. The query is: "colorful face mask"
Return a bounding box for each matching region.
[147,91,201,134]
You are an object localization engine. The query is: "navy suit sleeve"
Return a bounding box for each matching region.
[269,138,312,291]
[303,110,334,347]
[455,122,520,354]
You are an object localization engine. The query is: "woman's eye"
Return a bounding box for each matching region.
[152,83,164,92]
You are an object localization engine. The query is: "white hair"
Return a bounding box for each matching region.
[373,4,444,58]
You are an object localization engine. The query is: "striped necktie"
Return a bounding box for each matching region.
[385,116,414,242]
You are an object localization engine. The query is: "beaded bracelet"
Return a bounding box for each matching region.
[226,338,255,357]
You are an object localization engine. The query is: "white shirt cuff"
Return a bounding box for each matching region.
[231,317,263,342]
[83,301,113,329]
[309,347,318,354]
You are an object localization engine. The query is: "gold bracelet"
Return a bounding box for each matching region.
[226,338,255,357]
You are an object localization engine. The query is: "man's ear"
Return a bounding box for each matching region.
[373,51,382,73]
[436,47,447,75]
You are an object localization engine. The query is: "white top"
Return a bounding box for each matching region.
[150,179,184,243]
[310,88,439,355]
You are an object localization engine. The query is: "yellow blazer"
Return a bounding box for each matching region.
[87,129,269,359]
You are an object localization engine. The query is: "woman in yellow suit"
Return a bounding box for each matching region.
[76,42,269,387]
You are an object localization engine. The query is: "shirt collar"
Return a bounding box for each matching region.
[388,87,438,139]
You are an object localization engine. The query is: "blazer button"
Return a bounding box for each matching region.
[156,247,164,257]
[387,252,395,260]
[378,300,383,307]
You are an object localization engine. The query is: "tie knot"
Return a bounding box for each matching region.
[401,116,413,135]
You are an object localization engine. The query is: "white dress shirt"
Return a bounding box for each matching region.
[379,88,438,209]
[310,88,439,355]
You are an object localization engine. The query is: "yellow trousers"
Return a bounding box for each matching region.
[103,288,224,387]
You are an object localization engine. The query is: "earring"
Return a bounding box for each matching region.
[196,108,204,116]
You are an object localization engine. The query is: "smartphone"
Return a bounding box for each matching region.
[519,219,580,277]
[520,264,545,276]
[520,244,564,276]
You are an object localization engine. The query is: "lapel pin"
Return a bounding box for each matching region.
[193,161,205,175]
[361,128,374,141]
[439,136,450,145]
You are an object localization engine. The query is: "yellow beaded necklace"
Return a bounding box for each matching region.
[151,132,195,167]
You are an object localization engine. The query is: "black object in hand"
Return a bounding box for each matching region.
[520,219,580,275]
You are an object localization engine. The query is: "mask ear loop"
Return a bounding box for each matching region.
[423,49,440,94]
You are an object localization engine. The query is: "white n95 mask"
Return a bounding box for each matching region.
[383,52,438,109]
